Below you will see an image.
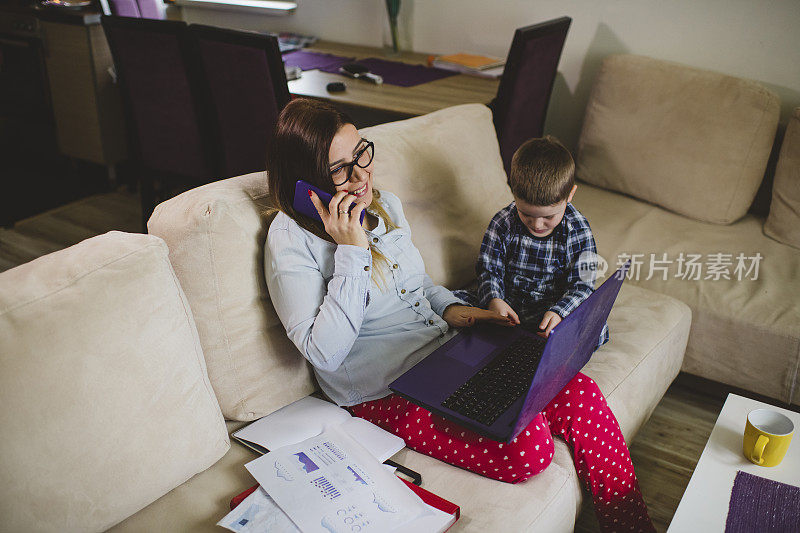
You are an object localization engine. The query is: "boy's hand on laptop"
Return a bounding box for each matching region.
[488,298,521,326]
[442,305,515,328]
[539,311,562,336]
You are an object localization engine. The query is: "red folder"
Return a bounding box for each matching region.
[230,479,460,523]
[230,484,258,510]
[401,479,460,520]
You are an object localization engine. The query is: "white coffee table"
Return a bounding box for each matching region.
[668,393,799,532]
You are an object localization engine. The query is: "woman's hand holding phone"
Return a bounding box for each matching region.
[308,190,369,249]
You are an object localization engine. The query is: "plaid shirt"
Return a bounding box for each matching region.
[456,201,609,345]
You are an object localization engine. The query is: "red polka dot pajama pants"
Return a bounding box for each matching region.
[350,372,654,532]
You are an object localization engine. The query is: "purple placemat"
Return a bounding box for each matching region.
[725,471,800,532]
[283,50,354,73]
[354,58,458,87]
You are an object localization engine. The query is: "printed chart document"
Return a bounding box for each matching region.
[218,486,300,532]
[217,484,457,533]
[232,396,404,462]
[245,426,429,533]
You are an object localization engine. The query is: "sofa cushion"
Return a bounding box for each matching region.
[572,183,800,403]
[0,232,229,532]
[765,107,800,249]
[362,103,513,289]
[109,420,580,533]
[111,423,576,532]
[395,439,581,532]
[148,173,317,421]
[576,54,780,225]
[585,284,691,440]
[109,421,254,533]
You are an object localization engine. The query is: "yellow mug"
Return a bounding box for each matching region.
[743,408,794,467]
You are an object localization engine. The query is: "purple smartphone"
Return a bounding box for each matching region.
[293,180,366,225]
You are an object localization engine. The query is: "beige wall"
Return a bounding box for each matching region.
[183,0,800,149]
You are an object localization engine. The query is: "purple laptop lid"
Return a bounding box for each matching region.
[509,264,629,440]
[389,263,629,443]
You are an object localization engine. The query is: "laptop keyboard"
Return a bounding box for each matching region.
[441,336,544,426]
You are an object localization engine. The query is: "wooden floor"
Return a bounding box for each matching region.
[0,190,781,532]
[0,189,142,272]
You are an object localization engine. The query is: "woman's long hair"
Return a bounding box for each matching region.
[266,98,397,287]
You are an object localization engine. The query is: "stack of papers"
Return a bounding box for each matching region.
[276,32,318,54]
[218,426,457,532]
[232,396,405,462]
[432,53,505,79]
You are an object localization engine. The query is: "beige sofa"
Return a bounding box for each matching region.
[571,55,800,405]
[0,104,690,532]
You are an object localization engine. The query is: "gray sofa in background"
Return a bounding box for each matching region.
[571,55,800,405]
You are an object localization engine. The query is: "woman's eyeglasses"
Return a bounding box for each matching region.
[330,139,374,186]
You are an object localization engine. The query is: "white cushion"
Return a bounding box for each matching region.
[148,173,317,421]
[576,55,780,225]
[0,231,229,532]
[362,104,514,289]
[585,284,691,438]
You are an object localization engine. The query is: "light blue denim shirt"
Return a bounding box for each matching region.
[265,191,464,406]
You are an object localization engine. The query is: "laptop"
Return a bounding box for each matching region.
[389,263,629,443]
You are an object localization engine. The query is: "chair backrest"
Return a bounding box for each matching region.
[135,0,165,19]
[108,0,140,17]
[101,16,215,179]
[189,25,291,178]
[107,0,165,20]
[492,17,572,176]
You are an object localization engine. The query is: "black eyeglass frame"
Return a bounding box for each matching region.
[330,139,374,186]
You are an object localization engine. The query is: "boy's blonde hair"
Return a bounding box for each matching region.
[508,136,575,206]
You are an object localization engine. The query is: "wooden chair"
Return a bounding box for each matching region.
[491,17,572,176]
[101,15,217,228]
[188,25,291,178]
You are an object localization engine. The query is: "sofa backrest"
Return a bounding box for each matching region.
[149,103,512,421]
[0,232,229,532]
[576,54,780,225]
[148,172,317,421]
[362,104,513,289]
[765,107,800,249]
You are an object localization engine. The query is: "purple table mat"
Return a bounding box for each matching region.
[283,50,354,73]
[354,58,458,87]
[726,471,800,532]
[282,51,458,87]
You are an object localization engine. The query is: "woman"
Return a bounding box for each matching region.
[265,98,654,532]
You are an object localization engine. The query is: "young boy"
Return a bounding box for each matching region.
[457,136,609,344]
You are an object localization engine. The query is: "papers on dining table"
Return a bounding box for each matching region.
[228,425,434,533]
